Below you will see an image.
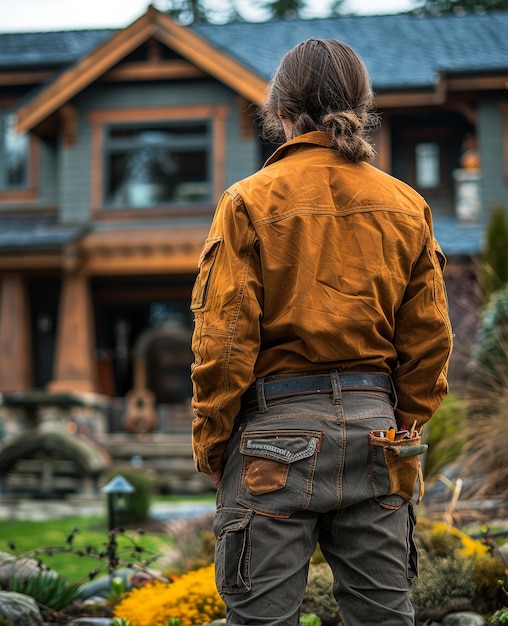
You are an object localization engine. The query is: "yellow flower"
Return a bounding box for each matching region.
[114,564,226,626]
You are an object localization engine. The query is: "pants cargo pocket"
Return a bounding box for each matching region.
[237,429,322,518]
[369,431,427,503]
[213,507,253,594]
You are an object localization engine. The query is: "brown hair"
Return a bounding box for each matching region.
[259,38,379,163]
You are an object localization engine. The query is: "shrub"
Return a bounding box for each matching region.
[491,607,508,625]
[299,614,322,626]
[411,551,475,621]
[7,568,82,611]
[302,562,343,625]
[422,394,466,483]
[472,552,507,614]
[113,563,225,626]
[415,519,489,559]
[159,513,215,577]
[480,204,508,301]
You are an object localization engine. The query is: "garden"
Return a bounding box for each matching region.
[1,211,508,626]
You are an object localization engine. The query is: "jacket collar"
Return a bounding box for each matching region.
[263,131,336,168]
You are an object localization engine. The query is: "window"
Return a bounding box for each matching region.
[0,112,29,189]
[104,120,212,208]
[415,142,440,189]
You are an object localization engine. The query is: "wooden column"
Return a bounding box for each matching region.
[0,274,32,391]
[48,272,97,393]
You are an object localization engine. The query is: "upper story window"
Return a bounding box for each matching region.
[90,105,229,216]
[105,121,212,208]
[0,112,29,189]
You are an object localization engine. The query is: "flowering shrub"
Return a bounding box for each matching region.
[415,519,489,558]
[114,563,225,626]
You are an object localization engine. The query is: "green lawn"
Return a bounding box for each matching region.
[0,498,211,584]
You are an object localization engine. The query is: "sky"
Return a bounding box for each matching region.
[1,0,417,32]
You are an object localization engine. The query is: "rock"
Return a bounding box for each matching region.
[0,551,57,588]
[442,611,486,626]
[0,591,43,626]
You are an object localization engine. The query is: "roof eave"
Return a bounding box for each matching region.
[15,6,266,134]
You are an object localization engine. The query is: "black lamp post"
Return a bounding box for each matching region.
[101,474,135,531]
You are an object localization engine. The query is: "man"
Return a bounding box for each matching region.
[190,38,452,626]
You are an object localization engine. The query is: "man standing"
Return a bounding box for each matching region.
[190,38,452,626]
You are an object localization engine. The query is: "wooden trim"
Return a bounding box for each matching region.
[375,90,444,109]
[93,205,214,221]
[499,103,508,183]
[102,60,206,82]
[15,7,266,134]
[0,71,52,86]
[238,97,255,140]
[213,105,228,202]
[89,104,229,212]
[81,225,208,275]
[446,74,508,92]
[88,104,224,123]
[16,15,160,133]
[374,116,391,173]
[0,253,63,271]
[151,16,266,103]
[49,272,97,393]
[0,273,32,391]
[60,104,78,147]
[0,133,40,202]
[147,37,163,63]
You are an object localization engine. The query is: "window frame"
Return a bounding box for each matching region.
[89,105,229,218]
[403,128,451,198]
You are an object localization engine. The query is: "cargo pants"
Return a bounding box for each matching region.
[213,372,420,625]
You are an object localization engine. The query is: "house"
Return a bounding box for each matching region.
[1,6,507,435]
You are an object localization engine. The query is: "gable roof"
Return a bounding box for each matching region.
[2,8,508,132]
[2,10,508,84]
[10,6,267,133]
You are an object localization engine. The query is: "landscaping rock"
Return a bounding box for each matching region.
[442,611,486,626]
[0,550,57,587]
[0,590,43,626]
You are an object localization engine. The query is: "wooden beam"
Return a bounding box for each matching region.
[48,272,97,394]
[0,274,32,391]
[102,60,205,82]
[446,74,508,92]
[60,104,78,147]
[0,254,62,271]
[0,71,52,86]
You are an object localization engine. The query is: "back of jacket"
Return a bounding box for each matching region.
[191,131,452,474]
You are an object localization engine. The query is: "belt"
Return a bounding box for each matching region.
[242,371,393,408]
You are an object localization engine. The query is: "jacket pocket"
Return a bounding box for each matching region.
[190,237,222,310]
[369,431,427,503]
[237,430,322,518]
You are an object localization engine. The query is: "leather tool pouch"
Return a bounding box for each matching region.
[369,430,427,504]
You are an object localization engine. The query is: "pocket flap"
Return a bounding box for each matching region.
[240,431,321,464]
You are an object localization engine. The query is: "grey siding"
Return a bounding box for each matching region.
[479,100,508,222]
[58,79,260,223]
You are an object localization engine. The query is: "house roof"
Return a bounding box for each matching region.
[1,9,508,90]
[192,11,508,89]
[6,7,267,133]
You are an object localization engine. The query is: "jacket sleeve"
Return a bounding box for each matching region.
[190,190,263,474]
[392,207,453,429]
